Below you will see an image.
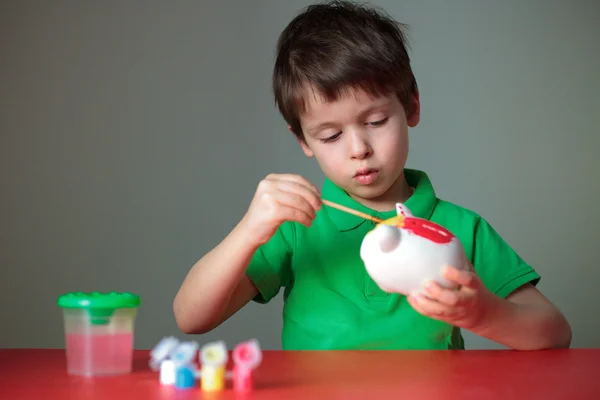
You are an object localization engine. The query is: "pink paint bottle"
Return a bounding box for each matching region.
[232,339,262,393]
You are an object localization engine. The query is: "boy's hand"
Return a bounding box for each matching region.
[407,265,495,330]
[241,174,321,246]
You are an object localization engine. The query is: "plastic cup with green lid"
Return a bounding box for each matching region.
[57,291,141,376]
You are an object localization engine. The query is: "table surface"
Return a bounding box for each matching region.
[1,348,599,399]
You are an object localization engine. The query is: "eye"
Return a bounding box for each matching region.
[367,117,388,127]
[320,131,342,143]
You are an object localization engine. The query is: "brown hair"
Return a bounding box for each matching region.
[273,0,418,140]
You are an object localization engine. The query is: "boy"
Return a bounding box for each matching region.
[174,1,571,350]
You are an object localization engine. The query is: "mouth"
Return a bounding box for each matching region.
[353,168,379,185]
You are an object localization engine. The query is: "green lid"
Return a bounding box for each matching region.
[57,292,141,325]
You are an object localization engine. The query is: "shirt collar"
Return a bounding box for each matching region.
[321,169,438,232]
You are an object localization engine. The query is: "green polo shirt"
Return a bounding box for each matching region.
[245,169,540,350]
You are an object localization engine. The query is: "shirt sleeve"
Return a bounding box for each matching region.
[472,217,541,298]
[245,221,295,304]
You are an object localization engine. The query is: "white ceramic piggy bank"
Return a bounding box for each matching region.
[360,203,470,296]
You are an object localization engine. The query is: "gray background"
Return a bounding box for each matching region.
[1,0,598,350]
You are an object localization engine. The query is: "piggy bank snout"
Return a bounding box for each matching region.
[373,224,401,253]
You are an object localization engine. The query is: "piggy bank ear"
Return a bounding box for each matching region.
[395,203,413,217]
[374,224,401,253]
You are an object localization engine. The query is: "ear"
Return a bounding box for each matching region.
[395,203,413,217]
[406,91,420,127]
[289,125,314,158]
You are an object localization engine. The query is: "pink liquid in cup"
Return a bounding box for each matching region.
[57,292,141,376]
[66,332,133,376]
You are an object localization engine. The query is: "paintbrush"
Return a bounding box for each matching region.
[321,199,383,224]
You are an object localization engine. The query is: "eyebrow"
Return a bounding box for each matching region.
[305,102,391,136]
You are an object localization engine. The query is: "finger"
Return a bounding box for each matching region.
[274,178,322,211]
[408,293,449,317]
[424,281,461,307]
[274,191,317,222]
[267,173,321,197]
[406,294,426,314]
[407,294,430,316]
[443,266,480,290]
[278,205,314,227]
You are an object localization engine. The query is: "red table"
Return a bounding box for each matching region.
[1,349,598,399]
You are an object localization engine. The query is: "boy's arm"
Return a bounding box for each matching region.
[173,173,321,334]
[472,283,572,350]
[410,268,572,350]
[467,215,572,349]
[409,215,571,350]
[173,220,259,334]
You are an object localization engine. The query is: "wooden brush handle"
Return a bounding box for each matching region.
[322,199,383,223]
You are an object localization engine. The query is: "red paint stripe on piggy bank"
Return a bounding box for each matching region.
[402,217,453,244]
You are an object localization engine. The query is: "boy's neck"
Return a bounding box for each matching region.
[350,174,414,213]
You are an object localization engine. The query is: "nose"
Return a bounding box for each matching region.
[349,129,372,160]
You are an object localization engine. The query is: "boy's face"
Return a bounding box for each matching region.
[294,86,420,211]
